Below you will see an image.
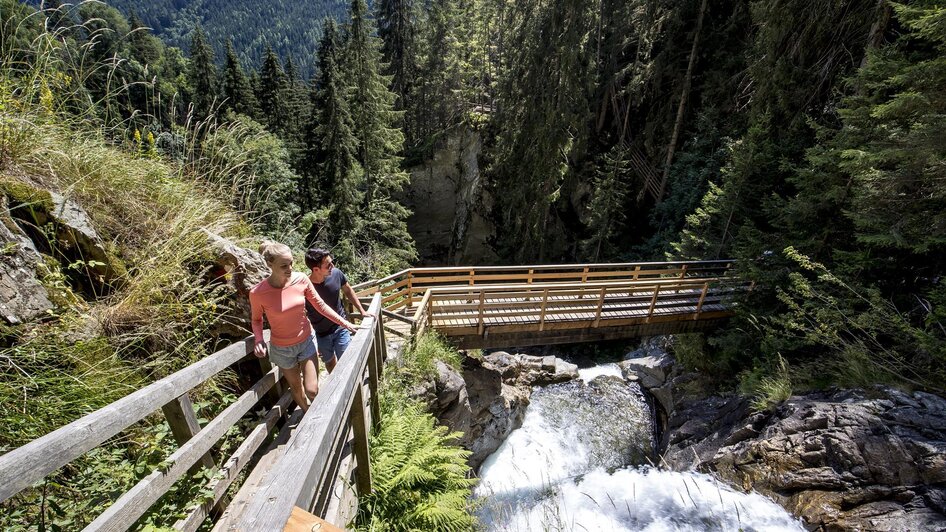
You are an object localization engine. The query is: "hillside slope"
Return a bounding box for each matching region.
[106,0,349,76]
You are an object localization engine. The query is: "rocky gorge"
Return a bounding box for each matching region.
[421,339,946,530]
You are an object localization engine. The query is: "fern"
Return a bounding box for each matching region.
[357,387,477,531]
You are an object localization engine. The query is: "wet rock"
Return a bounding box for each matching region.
[484,351,578,387]
[664,387,946,530]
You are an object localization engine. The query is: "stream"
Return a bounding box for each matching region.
[474,364,805,531]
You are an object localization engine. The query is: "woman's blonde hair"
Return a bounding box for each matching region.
[259,240,292,264]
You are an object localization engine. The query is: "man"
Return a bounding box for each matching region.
[304,248,374,372]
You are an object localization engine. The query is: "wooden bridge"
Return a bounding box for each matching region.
[0,260,743,531]
[353,259,741,349]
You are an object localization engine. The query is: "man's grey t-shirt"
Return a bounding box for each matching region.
[305,268,348,336]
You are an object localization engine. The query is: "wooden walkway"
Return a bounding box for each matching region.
[0,260,744,531]
[354,260,744,349]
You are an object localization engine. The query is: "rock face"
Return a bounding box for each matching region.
[0,201,54,324]
[403,127,497,264]
[703,389,946,531]
[622,337,946,530]
[484,351,579,387]
[417,351,579,471]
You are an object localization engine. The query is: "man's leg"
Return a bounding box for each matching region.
[317,332,338,373]
[335,327,352,358]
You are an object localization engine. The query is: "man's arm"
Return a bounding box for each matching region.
[343,282,375,319]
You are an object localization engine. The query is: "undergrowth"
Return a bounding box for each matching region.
[356,385,477,532]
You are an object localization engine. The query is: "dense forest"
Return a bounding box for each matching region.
[28,0,351,77]
[1,0,945,528]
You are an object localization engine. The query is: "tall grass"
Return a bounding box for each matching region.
[0,5,257,529]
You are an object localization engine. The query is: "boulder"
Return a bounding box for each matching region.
[664,387,946,531]
[484,351,578,387]
[459,355,530,470]
[0,203,54,324]
[202,231,269,338]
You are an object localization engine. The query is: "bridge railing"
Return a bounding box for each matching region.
[352,260,736,317]
[0,293,385,531]
[420,276,744,333]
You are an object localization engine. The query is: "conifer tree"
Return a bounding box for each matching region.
[282,55,309,166]
[489,0,596,261]
[305,19,364,261]
[343,0,416,271]
[220,40,260,118]
[187,26,218,121]
[582,144,633,261]
[376,0,418,113]
[258,46,290,137]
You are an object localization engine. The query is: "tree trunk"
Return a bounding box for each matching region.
[656,0,708,203]
[860,0,891,68]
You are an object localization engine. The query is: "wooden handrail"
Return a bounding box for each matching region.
[0,335,259,502]
[233,294,384,529]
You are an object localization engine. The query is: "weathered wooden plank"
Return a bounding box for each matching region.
[84,367,279,532]
[161,393,216,474]
[175,391,294,532]
[350,385,371,496]
[0,335,257,503]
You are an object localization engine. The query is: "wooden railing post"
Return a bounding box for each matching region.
[694,282,709,320]
[680,264,688,279]
[477,291,486,336]
[593,286,607,328]
[407,271,414,307]
[633,265,641,280]
[646,284,661,323]
[258,357,283,406]
[350,383,372,497]
[162,394,216,474]
[538,288,550,331]
[367,319,382,429]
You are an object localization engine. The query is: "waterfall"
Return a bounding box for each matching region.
[475,364,804,531]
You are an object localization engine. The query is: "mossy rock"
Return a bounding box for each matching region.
[0,176,54,214]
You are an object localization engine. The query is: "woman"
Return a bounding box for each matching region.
[250,241,356,412]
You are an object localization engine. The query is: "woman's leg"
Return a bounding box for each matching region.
[301,357,319,403]
[281,366,308,412]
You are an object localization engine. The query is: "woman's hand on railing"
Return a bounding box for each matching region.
[342,320,358,333]
[254,340,268,359]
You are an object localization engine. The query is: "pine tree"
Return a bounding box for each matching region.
[258,46,290,137]
[305,19,364,261]
[376,0,418,116]
[220,40,260,118]
[187,26,218,121]
[582,144,633,261]
[282,55,309,167]
[488,0,597,261]
[343,0,416,272]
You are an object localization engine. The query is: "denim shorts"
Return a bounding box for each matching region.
[268,333,318,369]
[316,327,351,363]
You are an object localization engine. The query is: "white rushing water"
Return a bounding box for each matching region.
[475,368,804,531]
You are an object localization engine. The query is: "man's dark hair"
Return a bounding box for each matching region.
[305,248,331,269]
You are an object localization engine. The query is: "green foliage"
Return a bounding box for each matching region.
[198,114,302,237]
[739,354,792,412]
[761,248,945,392]
[406,330,464,377]
[356,386,477,532]
[220,40,260,118]
[581,143,634,261]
